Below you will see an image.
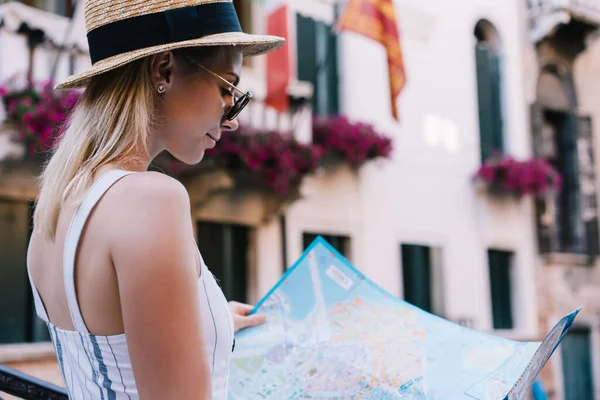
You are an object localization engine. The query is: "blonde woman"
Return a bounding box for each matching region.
[26,1,284,399]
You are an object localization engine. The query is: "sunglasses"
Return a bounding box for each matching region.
[184,57,252,121]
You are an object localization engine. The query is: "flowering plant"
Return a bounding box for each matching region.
[473,153,562,198]
[204,126,322,194]
[0,73,393,197]
[0,78,80,157]
[165,117,392,195]
[312,115,393,166]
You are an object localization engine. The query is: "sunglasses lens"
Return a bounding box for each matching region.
[227,94,251,120]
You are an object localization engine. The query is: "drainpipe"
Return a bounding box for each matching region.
[280,213,288,273]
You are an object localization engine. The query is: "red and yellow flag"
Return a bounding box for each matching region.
[338,0,406,121]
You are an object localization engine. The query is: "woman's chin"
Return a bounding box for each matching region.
[169,149,206,166]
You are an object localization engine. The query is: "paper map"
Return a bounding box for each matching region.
[228,236,579,399]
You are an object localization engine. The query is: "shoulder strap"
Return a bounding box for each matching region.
[63,170,134,334]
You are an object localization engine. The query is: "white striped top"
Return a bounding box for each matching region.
[27,170,235,400]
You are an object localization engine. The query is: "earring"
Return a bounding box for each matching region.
[157,84,166,93]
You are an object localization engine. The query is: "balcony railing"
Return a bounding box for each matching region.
[528,0,600,25]
[234,78,314,144]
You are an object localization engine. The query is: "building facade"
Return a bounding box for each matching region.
[524,1,600,398]
[0,0,598,398]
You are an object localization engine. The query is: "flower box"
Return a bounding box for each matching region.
[0,77,79,159]
[473,153,562,199]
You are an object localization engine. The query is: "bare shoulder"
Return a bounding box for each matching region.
[104,171,193,259]
[110,171,189,210]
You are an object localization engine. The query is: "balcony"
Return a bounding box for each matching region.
[235,67,314,144]
[528,0,600,26]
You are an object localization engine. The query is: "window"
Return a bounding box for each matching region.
[561,328,595,400]
[0,200,49,345]
[474,20,504,162]
[196,221,253,304]
[400,244,444,316]
[303,233,350,259]
[487,249,513,330]
[543,110,585,254]
[531,71,599,257]
[296,14,339,116]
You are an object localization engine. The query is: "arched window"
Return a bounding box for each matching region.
[532,66,595,255]
[474,20,504,162]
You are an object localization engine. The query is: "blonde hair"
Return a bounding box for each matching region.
[34,58,155,240]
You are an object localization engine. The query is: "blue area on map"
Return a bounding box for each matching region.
[227,237,580,400]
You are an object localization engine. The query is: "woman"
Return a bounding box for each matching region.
[26,0,284,399]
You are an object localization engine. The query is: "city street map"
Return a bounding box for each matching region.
[228,236,579,399]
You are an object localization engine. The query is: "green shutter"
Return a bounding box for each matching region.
[560,115,585,253]
[296,14,339,116]
[318,21,339,116]
[196,222,250,304]
[0,200,30,344]
[296,14,316,88]
[561,328,594,400]
[475,44,503,161]
[489,52,504,153]
[487,250,513,330]
[303,233,349,258]
[401,245,432,313]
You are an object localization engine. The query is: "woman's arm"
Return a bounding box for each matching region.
[110,172,212,400]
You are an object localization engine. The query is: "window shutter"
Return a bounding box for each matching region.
[475,44,497,162]
[196,222,250,304]
[531,103,556,254]
[489,51,504,154]
[576,115,600,258]
[0,201,30,344]
[296,14,316,89]
[296,14,338,116]
[561,329,595,400]
[487,250,513,330]
[303,233,349,258]
[401,245,432,313]
[325,22,339,115]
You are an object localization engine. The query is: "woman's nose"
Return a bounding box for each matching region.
[222,117,239,132]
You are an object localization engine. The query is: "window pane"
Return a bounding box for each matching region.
[487,249,513,330]
[401,244,432,313]
[303,233,350,259]
[475,44,503,161]
[296,14,339,116]
[0,201,30,344]
[561,328,594,400]
[197,221,250,304]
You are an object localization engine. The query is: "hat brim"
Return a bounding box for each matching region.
[55,32,285,90]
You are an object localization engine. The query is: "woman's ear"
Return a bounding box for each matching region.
[149,51,175,92]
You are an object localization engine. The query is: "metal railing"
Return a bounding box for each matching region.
[235,90,314,145]
[0,364,67,400]
[528,0,600,24]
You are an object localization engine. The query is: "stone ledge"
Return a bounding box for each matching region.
[541,252,597,267]
[0,343,56,364]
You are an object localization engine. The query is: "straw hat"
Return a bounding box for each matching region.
[56,0,285,89]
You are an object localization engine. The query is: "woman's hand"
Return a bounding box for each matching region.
[229,301,267,333]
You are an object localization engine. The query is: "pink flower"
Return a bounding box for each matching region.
[476,154,562,198]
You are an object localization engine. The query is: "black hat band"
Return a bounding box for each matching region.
[87,2,243,64]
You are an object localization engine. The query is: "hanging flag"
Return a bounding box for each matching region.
[264,0,291,113]
[338,0,406,121]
